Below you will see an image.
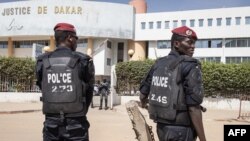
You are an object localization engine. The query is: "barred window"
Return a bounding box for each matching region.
[0,41,8,48]
[157,40,171,49]
[141,22,146,29]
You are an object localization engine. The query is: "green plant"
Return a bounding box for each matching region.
[0,57,36,92]
[116,60,250,97]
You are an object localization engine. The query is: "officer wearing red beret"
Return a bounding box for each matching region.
[140,26,206,141]
[36,23,95,141]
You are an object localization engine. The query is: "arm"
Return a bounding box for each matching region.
[35,57,43,90]
[86,59,95,109]
[82,57,95,110]
[139,64,155,108]
[183,61,206,141]
[188,106,206,141]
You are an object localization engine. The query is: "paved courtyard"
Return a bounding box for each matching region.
[0,102,249,141]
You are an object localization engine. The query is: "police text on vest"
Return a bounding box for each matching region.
[47,73,72,84]
[152,76,168,87]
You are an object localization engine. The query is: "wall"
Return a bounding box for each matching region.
[93,38,106,75]
[14,48,33,58]
[0,49,8,57]
[135,7,250,41]
[0,0,134,39]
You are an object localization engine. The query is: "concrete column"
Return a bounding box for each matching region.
[128,40,146,61]
[49,36,55,51]
[87,38,93,57]
[7,37,13,57]
[221,38,226,63]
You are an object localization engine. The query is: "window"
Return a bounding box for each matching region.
[235,17,241,25]
[107,40,112,49]
[157,21,162,29]
[196,40,208,48]
[206,57,221,63]
[149,22,154,29]
[165,21,170,29]
[226,17,231,26]
[195,39,222,48]
[107,58,111,66]
[173,20,178,28]
[77,39,87,48]
[181,20,186,26]
[208,18,213,26]
[0,41,8,48]
[226,57,242,64]
[117,42,124,62]
[245,16,250,25]
[225,38,250,47]
[196,57,221,63]
[226,57,250,63]
[13,40,49,48]
[157,40,171,49]
[20,41,31,48]
[211,39,222,48]
[225,39,237,47]
[216,18,222,26]
[242,57,250,63]
[237,39,248,47]
[141,22,146,29]
[190,19,195,27]
[198,19,204,27]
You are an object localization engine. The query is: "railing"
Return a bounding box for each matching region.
[0,76,40,92]
[238,95,250,119]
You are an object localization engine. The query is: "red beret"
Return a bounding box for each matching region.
[54,23,76,33]
[172,26,197,40]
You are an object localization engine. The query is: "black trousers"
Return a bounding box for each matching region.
[99,90,108,108]
[157,123,194,141]
[43,116,89,141]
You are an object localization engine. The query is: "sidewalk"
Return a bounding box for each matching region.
[0,102,249,141]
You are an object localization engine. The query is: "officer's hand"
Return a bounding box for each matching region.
[139,93,149,109]
[140,101,149,109]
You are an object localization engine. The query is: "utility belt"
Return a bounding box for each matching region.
[45,113,87,123]
[150,110,191,126]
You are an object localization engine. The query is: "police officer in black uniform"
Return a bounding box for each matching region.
[36,23,95,141]
[140,26,206,141]
[99,79,109,110]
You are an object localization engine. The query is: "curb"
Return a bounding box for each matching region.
[0,109,41,114]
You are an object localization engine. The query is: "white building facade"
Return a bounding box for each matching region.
[135,7,250,63]
[0,0,134,80]
[0,0,250,80]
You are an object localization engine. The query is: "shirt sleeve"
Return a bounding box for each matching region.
[183,62,204,106]
[35,57,43,90]
[139,63,155,96]
[81,57,95,109]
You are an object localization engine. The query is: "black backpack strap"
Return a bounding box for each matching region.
[42,54,51,69]
[67,53,80,68]
[169,56,185,70]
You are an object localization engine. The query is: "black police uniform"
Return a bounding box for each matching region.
[140,50,204,141]
[36,47,95,141]
[99,81,109,109]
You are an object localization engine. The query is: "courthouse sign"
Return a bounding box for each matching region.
[0,0,134,39]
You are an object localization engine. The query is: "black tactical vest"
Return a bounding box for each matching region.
[41,54,86,115]
[148,56,191,125]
